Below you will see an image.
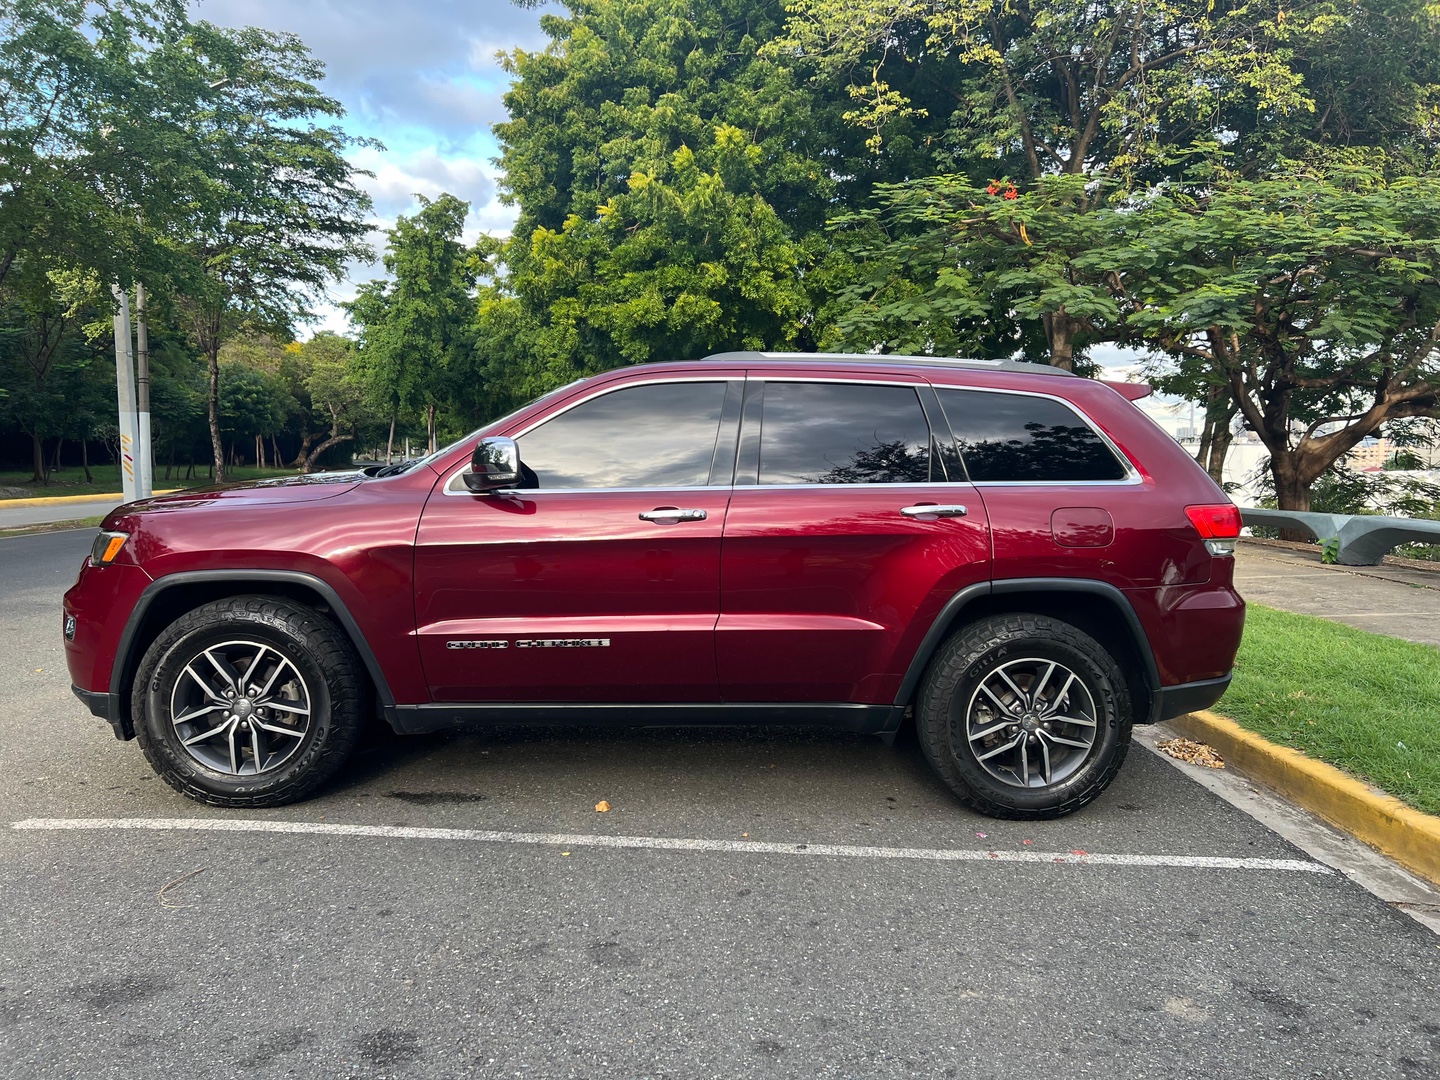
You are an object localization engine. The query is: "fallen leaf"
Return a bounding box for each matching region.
[1022,839,1034,846]
[560,852,570,857]
[1156,737,1225,769]
[595,800,611,813]
[741,832,749,837]
[975,831,987,838]
[1071,849,1089,856]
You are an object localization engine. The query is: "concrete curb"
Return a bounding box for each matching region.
[0,489,178,509]
[1171,710,1440,888]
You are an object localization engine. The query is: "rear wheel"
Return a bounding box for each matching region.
[133,596,366,808]
[916,613,1131,819]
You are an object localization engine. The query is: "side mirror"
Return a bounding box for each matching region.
[463,436,522,494]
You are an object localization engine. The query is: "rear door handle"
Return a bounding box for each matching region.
[639,507,708,524]
[900,504,968,518]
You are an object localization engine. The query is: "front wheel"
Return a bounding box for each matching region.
[133,596,366,808]
[916,613,1131,819]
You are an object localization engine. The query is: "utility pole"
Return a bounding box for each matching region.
[110,285,140,503]
[133,282,153,498]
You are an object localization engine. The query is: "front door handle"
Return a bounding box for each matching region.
[900,504,968,518]
[639,507,708,524]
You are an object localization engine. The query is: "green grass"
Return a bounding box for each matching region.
[0,516,107,539]
[1221,603,1440,816]
[0,464,295,500]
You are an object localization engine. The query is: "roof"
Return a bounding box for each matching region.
[697,351,1078,378]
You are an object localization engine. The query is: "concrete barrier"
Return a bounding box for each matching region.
[1240,507,1440,566]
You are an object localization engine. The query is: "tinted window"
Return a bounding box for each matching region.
[759,382,932,485]
[517,381,728,488]
[937,389,1127,482]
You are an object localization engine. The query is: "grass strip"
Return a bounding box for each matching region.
[0,465,294,500]
[1221,603,1440,816]
[0,516,107,539]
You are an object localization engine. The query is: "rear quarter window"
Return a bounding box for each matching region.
[936,388,1128,483]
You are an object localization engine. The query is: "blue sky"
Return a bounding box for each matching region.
[190,0,555,331]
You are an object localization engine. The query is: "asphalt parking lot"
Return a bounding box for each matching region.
[2,530,1439,1079]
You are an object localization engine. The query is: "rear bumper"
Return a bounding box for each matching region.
[1153,673,1232,723]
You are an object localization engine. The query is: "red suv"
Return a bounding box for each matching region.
[63,353,1245,819]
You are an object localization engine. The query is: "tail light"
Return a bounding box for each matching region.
[1186,504,1241,556]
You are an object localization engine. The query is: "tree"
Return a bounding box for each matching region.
[174,23,373,483]
[484,0,948,400]
[0,0,224,293]
[1121,167,1440,511]
[347,194,476,456]
[0,258,109,481]
[773,0,1440,184]
[830,165,1440,509]
[297,333,377,472]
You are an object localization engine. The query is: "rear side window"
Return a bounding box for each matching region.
[937,389,1128,483]
[758,382,933,484]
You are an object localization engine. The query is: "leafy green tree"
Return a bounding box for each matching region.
[0,258,108,481]
[484,0,949,399]
[174,23,374,483]
[347,194,475,456]
[773,0,1440,184]
[0,0,226,293]
[297,332,378,472]
[831,165,1440,509]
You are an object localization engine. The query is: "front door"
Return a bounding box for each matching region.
[415,378,741,703]
[717,377,991,704]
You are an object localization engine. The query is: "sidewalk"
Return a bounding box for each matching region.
[0,494,123,529]
[1233,538,1440,648]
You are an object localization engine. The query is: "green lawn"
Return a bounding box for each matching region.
[1220,603,1440,816]
[0,464,295,500]
[0,516,107,539]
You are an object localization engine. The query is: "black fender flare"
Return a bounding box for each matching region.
[105,569,396,739]
[893,578,1162,720]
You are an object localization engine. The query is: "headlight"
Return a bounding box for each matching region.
[90,531,129,566]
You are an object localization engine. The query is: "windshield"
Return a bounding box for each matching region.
[377,379,587,476]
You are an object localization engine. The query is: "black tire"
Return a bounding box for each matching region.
[916,613,1132,820]
[132,595,366,808]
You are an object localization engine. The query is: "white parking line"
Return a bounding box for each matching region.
[10,817,1332,873]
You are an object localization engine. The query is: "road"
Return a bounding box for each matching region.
[1,529,1438,1079]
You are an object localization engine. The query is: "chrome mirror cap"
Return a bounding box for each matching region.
[463,437,522,493]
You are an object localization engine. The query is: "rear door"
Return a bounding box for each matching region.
[716,376,991,705]
[415,377,741,703]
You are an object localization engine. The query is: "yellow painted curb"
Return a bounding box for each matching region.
[1171,710,1440,888]
[0,489,179,509]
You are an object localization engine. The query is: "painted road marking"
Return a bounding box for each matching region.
[10,817,1332,873]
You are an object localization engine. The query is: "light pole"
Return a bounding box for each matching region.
[134,282,153,497]
[110,285,140,502]
[110,283,153,501]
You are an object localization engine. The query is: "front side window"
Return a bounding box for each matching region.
[758,382,933,485]
[936,389,1128,482]
[516,381,728,489]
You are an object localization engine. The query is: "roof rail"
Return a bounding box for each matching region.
[696,351,1077,378]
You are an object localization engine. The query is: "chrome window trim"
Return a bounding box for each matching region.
[931,383,1141,485]
[441,376,737,496]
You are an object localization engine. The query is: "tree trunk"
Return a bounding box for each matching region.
[1042,310,1075,371]
[31,433,44,484]
[386,415,396,462]
[300,433,353,473]
[427,403,437,454]
[206,334,226,484]
[1270,454,1314,540]
[289,432,318,470]
[51,437,63,474]
[272,435,283,469]
[81,437,92,483]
